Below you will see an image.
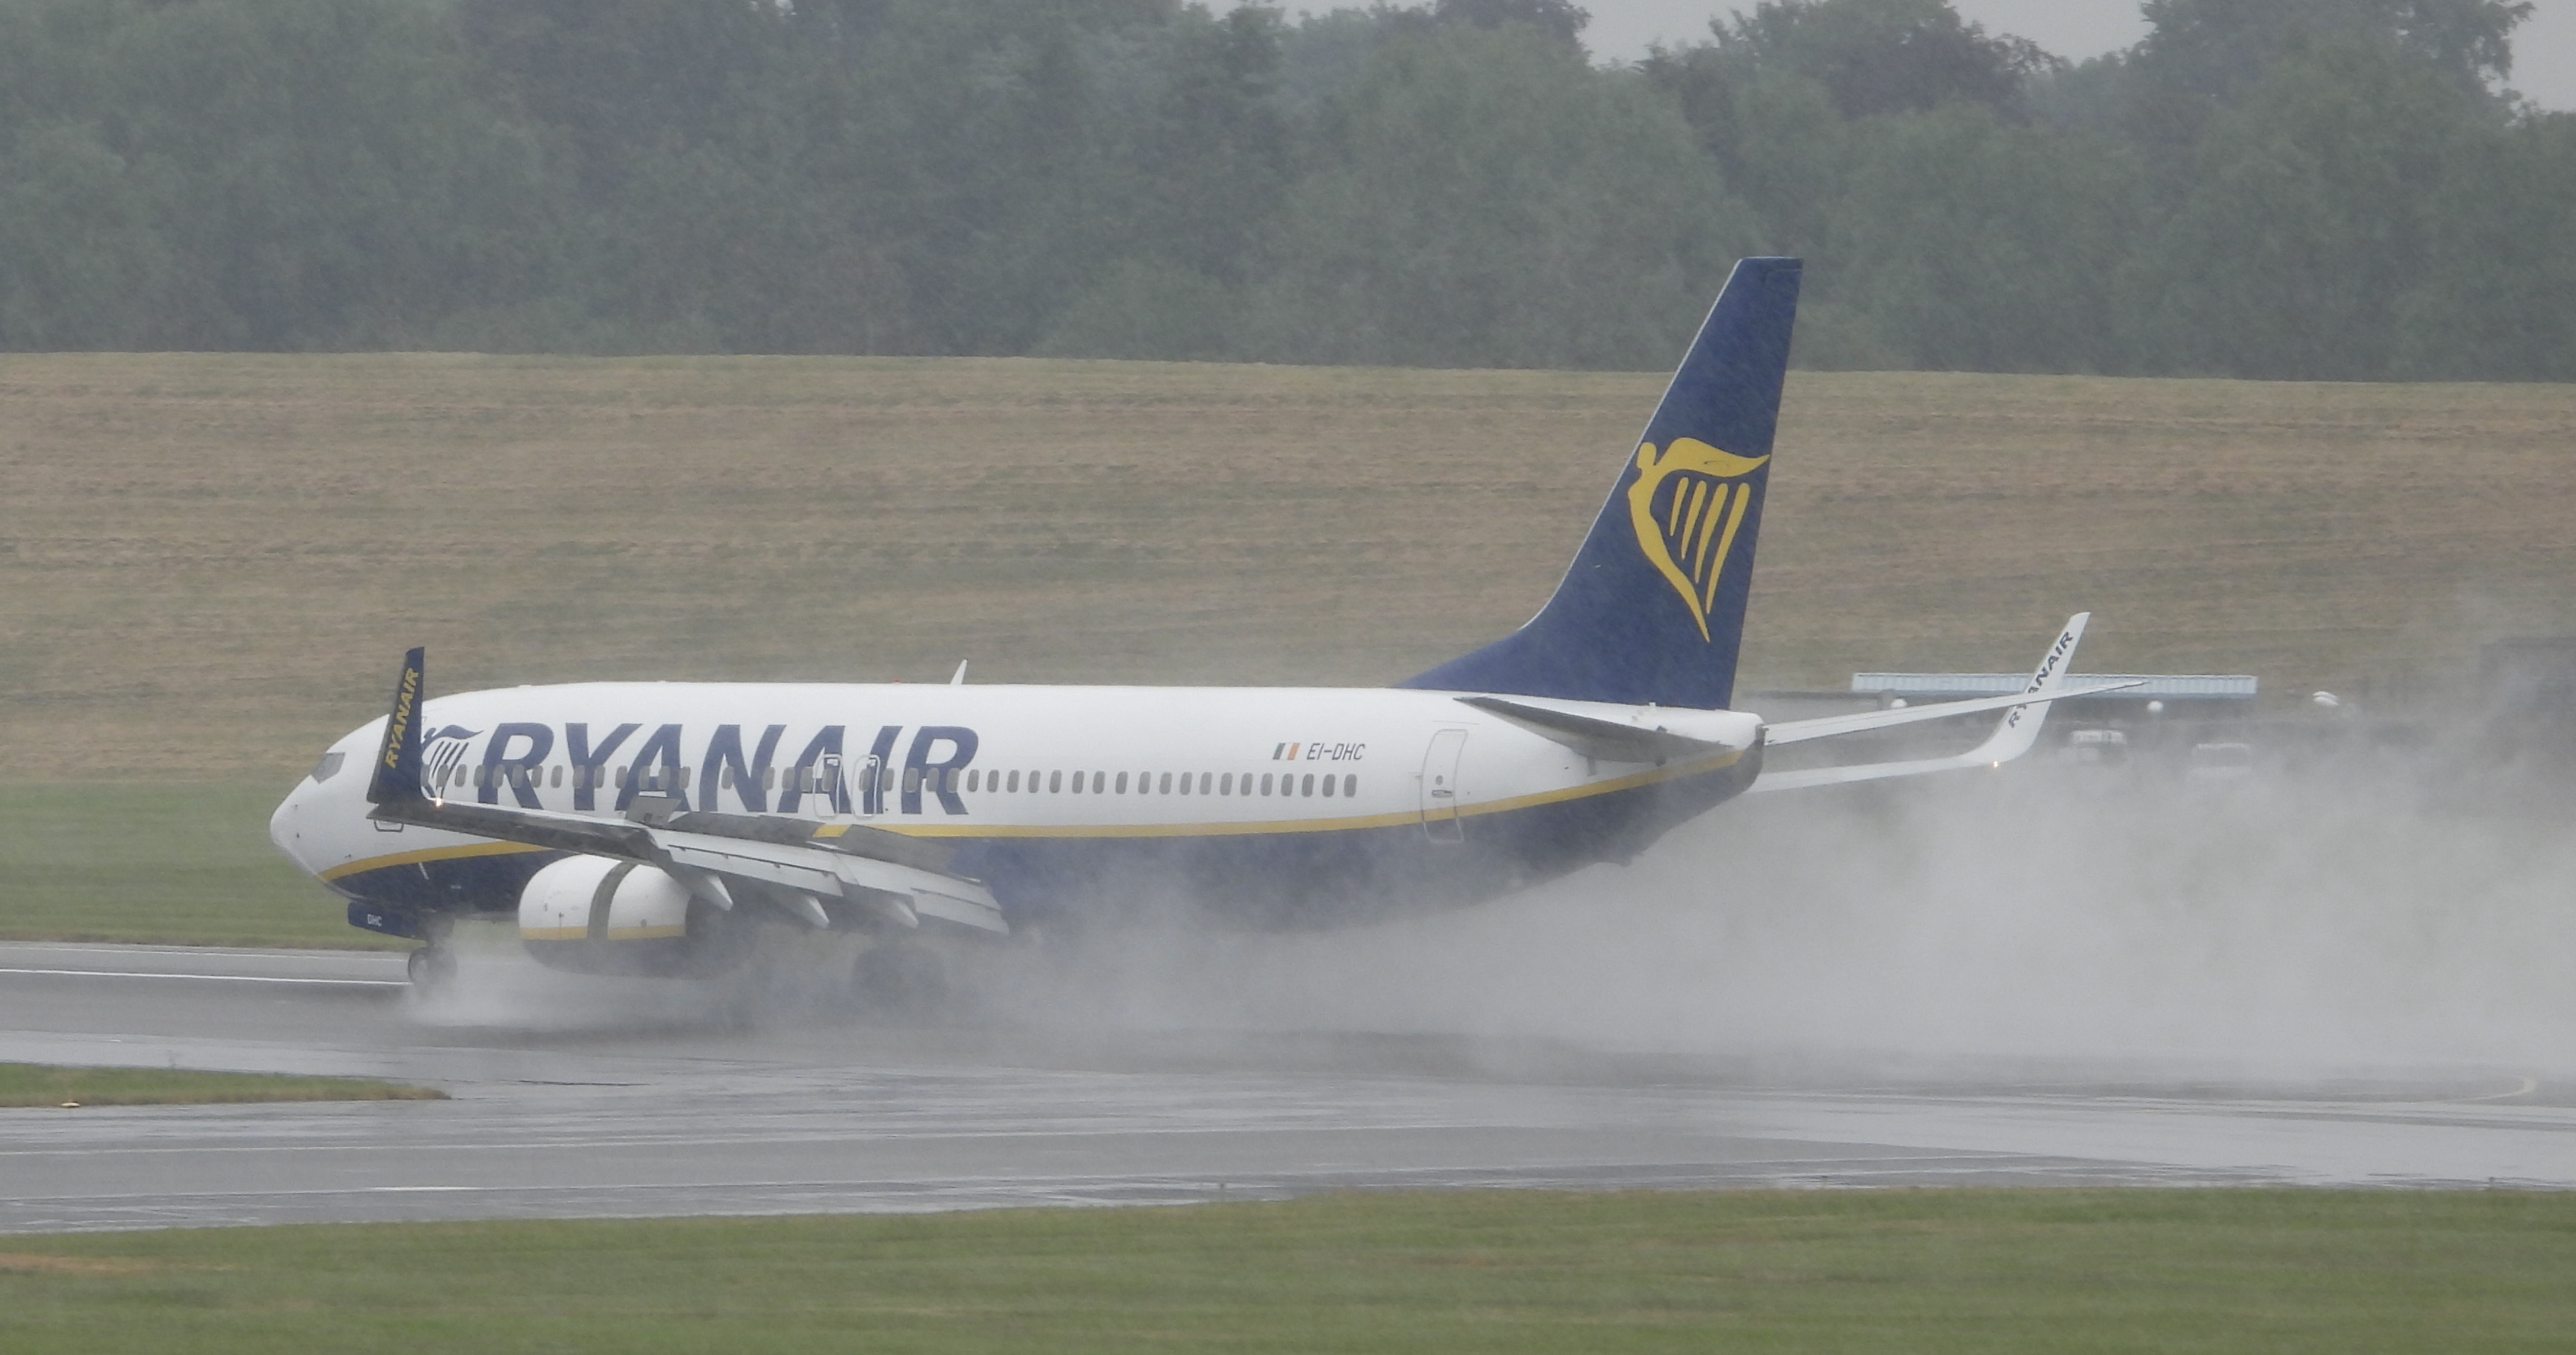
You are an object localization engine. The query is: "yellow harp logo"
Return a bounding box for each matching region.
[1625,438,1770,641]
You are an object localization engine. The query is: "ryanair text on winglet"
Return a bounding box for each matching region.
[382,666,419,772]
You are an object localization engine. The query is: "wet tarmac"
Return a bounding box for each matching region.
[1,939,2569,1233]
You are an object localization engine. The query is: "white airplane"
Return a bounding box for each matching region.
[270,258,2130,990]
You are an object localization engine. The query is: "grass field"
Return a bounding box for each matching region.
[0,783,380,946]
[0,1190,2567,1352]
[0,1063,439,1107]
[2,355,2569,785]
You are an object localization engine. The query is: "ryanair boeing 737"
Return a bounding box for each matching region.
[270,258,2130,990]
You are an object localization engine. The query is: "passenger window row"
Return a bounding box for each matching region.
[448,763,1359,803]
[960,768,1356,800]
[453,764,841,792]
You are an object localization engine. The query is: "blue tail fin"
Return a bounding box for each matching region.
[1398,257,1801,709]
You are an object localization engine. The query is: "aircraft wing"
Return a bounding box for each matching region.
[1749,613,2135,792]
[361,648,1007,934]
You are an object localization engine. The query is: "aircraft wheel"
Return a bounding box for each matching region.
[407,946,457,992]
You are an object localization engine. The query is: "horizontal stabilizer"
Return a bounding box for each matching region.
[1456,695,1737,765]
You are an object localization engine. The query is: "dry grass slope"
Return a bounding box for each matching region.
[1,354,2568,781]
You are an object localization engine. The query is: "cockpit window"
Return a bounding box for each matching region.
[310,750,346,784]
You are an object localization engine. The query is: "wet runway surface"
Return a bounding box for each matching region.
[2,939,2570,1233]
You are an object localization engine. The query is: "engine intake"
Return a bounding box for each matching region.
[518,856,751,978]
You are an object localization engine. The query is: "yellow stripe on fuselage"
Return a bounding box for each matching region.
[318,839,550,883]
[886,748,1745,839]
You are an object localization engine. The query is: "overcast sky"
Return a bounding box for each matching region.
[1573,0,2576,109]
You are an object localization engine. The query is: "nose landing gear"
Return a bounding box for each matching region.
[406,944,458,992]
[404,913,459,993]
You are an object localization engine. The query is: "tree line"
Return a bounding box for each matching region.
[0,0,2567,380]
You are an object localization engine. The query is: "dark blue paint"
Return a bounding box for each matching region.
[778,726,849,816]
[859,724,901,817]
[333,848,557,918]
[702,724,787,813]
[1398,258,1801,712]
[616,724,689,810]
[904,726,978,815]
[346,899,426,939]
[566,722,639,812]
[477,722,553,807]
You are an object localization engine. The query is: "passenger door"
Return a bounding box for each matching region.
[1419,729,1467,843]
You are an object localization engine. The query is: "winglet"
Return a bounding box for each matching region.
[365,647,428,807]
[1947,615,2091,778]
[1749,613,2112,793]
[1977,611,2089,763]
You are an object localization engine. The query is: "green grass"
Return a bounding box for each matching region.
[0,783,384,948]
[0,1190,2566,1352]
[0,1063,441,1107]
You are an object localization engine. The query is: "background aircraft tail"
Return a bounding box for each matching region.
[1398,257,1801,710]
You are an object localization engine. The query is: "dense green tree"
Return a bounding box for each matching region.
[2387,111,2576,380]
[1239,24,1750,369]
[0,0,2565,379]
[2101,0,2529,181]
[2132,31,2497,377]
[1422,0,1591,43]
[0,0,548,350]
[1826,105,2144,372]
[1645,0,2057,125]
[0,121,184,349]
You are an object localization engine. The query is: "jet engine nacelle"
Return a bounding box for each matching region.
[517,855,752,978]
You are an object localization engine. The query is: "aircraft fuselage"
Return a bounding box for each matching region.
[272,682,1764,934]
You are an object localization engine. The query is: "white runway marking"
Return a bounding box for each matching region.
[0,967,405,988]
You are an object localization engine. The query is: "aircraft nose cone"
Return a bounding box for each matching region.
[269,787,311,873]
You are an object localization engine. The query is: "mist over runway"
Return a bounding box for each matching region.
[10,752,2575,1232]
[3,931,2569,1232]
